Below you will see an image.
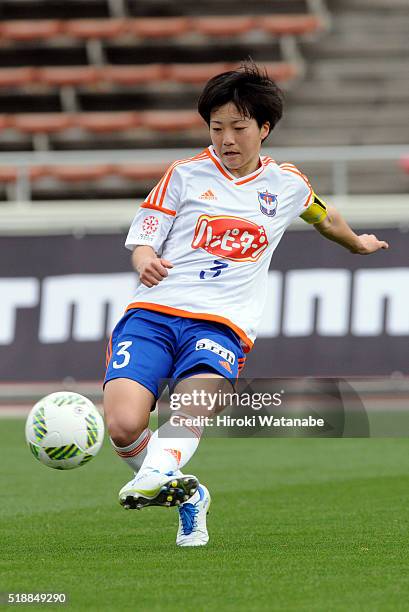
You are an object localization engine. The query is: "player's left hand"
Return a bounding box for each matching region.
[353,233,389,254]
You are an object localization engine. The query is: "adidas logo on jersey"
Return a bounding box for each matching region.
[199,189,217,200]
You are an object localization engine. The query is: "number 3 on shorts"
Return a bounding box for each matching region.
[112,341,133,369]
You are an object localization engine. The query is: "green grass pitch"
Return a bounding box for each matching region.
[2,418,409,611]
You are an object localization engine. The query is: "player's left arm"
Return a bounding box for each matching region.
[301,194,389,255]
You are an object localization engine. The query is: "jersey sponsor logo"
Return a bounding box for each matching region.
[219,360,233,374]
[258,189,278,217]
[195,338,235,364]
[142,215,159,234]
[199,189,217,200]
[191,215,268,262]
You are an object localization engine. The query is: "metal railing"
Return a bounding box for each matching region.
[0,144,408,202]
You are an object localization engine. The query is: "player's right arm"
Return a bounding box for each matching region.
[125,162,184,286]
[132,245,173,288]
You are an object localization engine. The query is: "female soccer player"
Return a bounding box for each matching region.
[103,63,388,547]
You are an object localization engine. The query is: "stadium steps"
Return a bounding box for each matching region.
[282,0,409,156]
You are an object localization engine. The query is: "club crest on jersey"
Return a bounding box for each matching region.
[191,215,268,262]
[258,189,278,217]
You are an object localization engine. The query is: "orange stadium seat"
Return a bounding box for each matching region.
[193,16,255,37]
[29,166,53,181]
[258,15,324,36]
[65,19,126,40]
[11,114,73,134]
[0,115,12,130]
[0,20,62,42]
[0,165,50,182]
[39,66,100,87]
[0,62,297,92]
[76,111,140,132]
[141,111,204,131]
[101,64,165,85]
[128,17,190,39]
[0,68,36,88]
[49,164,114,182]
[167,63,232,84]
[0,14,325,45]
[261,62,298,81]
[0,167,18,183]
[400,157,409,173]
[115,163,169,180]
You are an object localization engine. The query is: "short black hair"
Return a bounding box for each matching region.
[197,61,283,139]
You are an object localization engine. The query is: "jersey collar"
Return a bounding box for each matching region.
[205,146,265,185]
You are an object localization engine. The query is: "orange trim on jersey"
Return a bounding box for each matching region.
[140,201,176,216]
[205,147,233,180]
[125,302,254,352]
[262,156,277,165]
[280,164,312,187]
[280,164,313,207]
[235,168,264,185]
[146,152,208,209]
[303,190,314,208]
[206,147,268,185]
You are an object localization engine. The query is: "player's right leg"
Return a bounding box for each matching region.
[104,377,198,509]
[103,308,199,509]
[104,377,153,471]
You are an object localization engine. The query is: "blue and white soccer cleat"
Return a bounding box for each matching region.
[118,468,199,510]
[176,484,211,547]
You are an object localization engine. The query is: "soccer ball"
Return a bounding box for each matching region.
[25,391,104,470]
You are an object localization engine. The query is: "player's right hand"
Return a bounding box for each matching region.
[137,257,174,287]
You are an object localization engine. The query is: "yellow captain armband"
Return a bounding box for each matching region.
[300,193,328,224]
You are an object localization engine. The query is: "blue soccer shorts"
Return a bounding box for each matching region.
[104,308,246,400]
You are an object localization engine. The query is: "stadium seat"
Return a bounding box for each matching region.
[261,62,298,81]
[0,115,11,130]
[0,14,325,46]
[29,166,54,181]
[101,64,165,85]
[11,114,73,134]
[140,111,204,131]
[128,17,190,39]
[115,163,169,180]
[399,157,409,173]
[0,165,50,184]
[75,111,140,132]
[0,68,36,88]
[49,164,114,182]
[167,63,232,84]
[258,15,324,36]
[193,16,255,37]
[0,167,18,183]
[0,20,62,42]
[65,19,126,40]
[39,66,100,87]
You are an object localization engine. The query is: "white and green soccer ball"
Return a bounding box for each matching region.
[25,391,104,470]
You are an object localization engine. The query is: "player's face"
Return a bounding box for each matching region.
[209,102,270,178]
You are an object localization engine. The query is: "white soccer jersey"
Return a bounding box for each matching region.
[125,145,316,352]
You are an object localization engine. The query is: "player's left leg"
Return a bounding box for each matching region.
[136,318,245,545]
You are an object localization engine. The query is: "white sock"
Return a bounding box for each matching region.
[110,429,152,473]
[140,413,202,474]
